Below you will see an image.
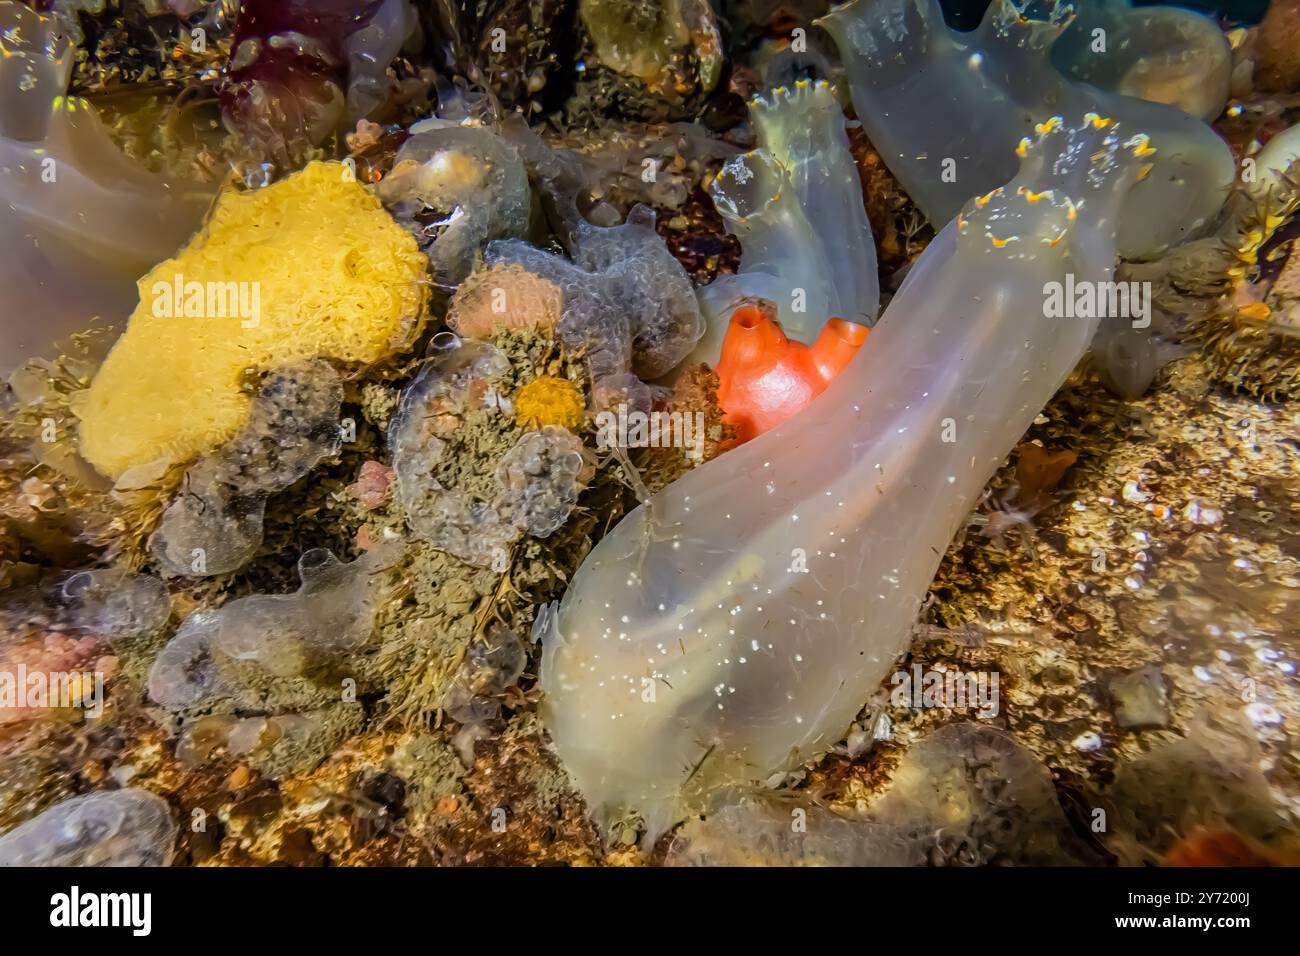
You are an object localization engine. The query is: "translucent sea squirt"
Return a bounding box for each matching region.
[692,79,878,366]
[816,0,1234,259]
[540,115,1153,838]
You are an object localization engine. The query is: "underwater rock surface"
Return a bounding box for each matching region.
[0,0,1296,874]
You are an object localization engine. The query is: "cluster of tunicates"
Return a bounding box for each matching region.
[148,547,396,711]
[389,336,589,567]
[541,115,1156,838]
[442,623,527,724]
[0,568,171,646]
[0,789,178,867]
[377,121,531,288]
[150,361,344,578]
[667,724,1094,866]
[488,205,704,396]
[817,0,1235,259]
[1050,0,1231,123]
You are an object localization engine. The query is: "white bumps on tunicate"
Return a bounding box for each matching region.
[0,789,178,867]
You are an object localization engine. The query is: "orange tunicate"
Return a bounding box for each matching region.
[714,301,868,444]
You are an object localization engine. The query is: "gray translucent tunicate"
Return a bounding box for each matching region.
[389,336,588,567]
[212,549,392,674]
[0,789,178,867]
[1050,0,1231,123]
[668,724,1091,866]
[488,205,704,384]
[148,548,396,710]
[175,707,352,772]
[494,428,589,538]
[0,568,170,646]
[0,1,213,370]
[150,360,344,578]
[1106,722,1284,863]
[146,610,225,710]
[1249,124,1300,200]
[1092,325,1188,400]
[442,623,527,724]
[344,0,418,120]
[817,0,1235,260]
[693,79,879,366]
[541,115,1152,839]
[58,568,172,643]
[667,798,920,866]
[377,122,531,288]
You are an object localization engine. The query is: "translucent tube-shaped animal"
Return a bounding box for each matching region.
[0,1,213,368]
[817,0,1234,260]
[691,80,878,366]
[1050,0,1231,123]
[540,114,1152,839]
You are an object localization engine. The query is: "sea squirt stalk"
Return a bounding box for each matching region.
[816,0,1235,259]
[540,114,1154,839]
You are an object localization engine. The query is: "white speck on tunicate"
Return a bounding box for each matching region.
[1072,732,1103,752]
[1245,703,1283,728]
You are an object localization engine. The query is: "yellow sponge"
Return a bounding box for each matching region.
[79,161,428,479]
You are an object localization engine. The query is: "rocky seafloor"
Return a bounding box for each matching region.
[0,0,1298,867]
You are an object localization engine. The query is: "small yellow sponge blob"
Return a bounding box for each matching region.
[79,161,428,478]
[514,376,586,431]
